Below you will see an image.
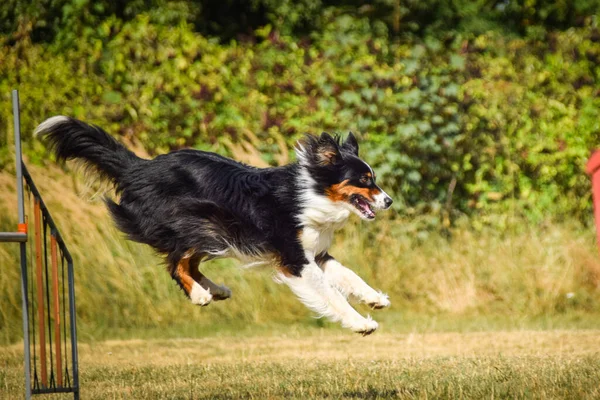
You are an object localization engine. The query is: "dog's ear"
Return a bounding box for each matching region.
[296,132,342,167]
[315,132,342,166]
[341,132,359,155]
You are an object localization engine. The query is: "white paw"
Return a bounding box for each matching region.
[365,292,391,310]
[212,285,232,301]
[190,283,213,306]
[347,317,379,336]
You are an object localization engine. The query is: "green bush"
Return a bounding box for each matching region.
[3,0,599,44]
[459,30,600,222]
[1,13,599,226]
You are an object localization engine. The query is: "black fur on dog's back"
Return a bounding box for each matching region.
[36,117,308,272]
[106,149,305,267]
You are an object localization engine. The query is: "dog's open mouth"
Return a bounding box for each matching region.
[350,194,375,219]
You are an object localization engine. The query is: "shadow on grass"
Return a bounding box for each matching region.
[342,388,403,399]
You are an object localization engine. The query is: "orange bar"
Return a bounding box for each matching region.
[587,150,600,254]
[34,199,47,387]
[18,222,27,233]
[50,235,62,385]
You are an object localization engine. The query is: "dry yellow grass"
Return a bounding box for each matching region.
[2,163,600,345]
[48,330,600,364]
[1,330,599,399]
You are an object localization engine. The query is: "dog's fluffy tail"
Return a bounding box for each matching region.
[35,116,141,185]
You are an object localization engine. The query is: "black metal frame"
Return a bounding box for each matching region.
[0,90,79,399]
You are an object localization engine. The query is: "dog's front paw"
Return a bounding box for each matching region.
[348,317,379,336]
[365,292,391,310]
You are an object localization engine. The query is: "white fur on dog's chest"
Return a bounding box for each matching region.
[299,212,349,258]
[296,167,351,258]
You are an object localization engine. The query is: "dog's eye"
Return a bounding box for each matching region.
[359,176,371,185]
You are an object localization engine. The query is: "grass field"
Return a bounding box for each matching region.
[1,328,599,399]
[2,166,600,398]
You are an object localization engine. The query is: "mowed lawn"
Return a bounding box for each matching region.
[1,330,599,399]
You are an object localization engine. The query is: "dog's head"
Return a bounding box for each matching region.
[296,132,393,220]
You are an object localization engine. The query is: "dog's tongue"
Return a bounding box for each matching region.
[359,200,375,219]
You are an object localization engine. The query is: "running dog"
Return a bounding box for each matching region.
[36,117,393,335]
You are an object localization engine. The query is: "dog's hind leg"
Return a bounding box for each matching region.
[188,256,232,301]
[169,253,213,306]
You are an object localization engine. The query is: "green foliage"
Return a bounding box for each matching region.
[2,0,599,45]
[0,0,192,46]
[459,31,600,222]
[1,9,600,222]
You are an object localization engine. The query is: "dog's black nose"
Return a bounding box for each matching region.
[384,197,393,208]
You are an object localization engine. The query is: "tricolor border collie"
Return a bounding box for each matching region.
[35,117,393,335]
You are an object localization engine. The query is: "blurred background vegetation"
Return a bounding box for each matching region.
[1,1,600,344]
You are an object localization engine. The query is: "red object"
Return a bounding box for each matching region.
[586,150,600,253]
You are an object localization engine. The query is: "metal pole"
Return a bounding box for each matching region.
[34,199,47,387]
[0,232,27,242]
[13,89,32,399]
[50,235,62,386]
[67,259,79,400]
[13,90,25,223]
[19,244,30,399]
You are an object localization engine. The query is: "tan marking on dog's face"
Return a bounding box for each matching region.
[317,150,339,166]
[325,180,381,203]
[368,187,381,198]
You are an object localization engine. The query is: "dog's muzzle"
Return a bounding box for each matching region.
[373,190,393,210]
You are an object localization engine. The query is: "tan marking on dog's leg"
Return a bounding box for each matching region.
[175,257,195,294]
[177,256,212,306]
